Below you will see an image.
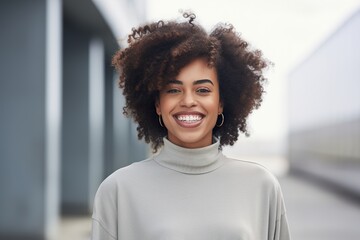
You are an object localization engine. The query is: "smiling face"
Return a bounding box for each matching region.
[156,58,223,148]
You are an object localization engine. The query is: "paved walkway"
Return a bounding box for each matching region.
[56,174,360,240]
[55,216,91,240]
[279,174,360,240]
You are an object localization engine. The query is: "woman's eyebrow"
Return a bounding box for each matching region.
[167,79,182,85]
[193,79,214,85]
[167,79,214,85]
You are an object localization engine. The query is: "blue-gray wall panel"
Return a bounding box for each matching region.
[0,0,47,237]
[61,23,90,214]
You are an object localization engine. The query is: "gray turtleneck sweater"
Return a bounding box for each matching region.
[91,138,291,240]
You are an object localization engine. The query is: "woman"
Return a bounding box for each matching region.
[91,13,291,240]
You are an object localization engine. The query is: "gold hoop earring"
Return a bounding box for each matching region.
[216,113,224,127]
[158,115,164,127]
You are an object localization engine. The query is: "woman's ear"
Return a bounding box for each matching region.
[218,100,224,114]
[155,99,161,115]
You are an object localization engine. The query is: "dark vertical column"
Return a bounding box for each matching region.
[104,64,115,177]
[0,0,62,239]
[61,23,91,215]
[62,26,105,215]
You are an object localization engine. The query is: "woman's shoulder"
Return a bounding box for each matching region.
[94,157,155,200]
[222,155,281,188]
[102,157,155,183]
[91,159,156,237]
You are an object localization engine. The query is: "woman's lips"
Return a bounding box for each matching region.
[173,113,204,128]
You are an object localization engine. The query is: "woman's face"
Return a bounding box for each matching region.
[156,58,223,148]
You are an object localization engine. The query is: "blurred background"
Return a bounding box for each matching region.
[0,0,359,239]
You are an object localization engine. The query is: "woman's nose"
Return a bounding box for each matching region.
[180,92,197,107]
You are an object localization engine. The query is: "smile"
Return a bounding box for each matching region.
[176,115,203,122]
[174,113,204,128]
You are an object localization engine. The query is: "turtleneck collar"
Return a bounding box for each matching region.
[153,138,225,174]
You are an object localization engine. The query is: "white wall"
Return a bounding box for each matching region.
[289,10,360,132]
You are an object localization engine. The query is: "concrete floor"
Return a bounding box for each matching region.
[56,173,360,240]
[55,216,91,240]
[279,174,360,240]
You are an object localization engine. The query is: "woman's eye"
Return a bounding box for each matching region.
[196,88,211,93]
[166,88,180,94]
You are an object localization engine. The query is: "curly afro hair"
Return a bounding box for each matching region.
[112,13,269,152]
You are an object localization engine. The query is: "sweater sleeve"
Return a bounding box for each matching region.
[91,175,118,240]
[91,218,117,240]
[273,180,291,240]
[274,212,291,240]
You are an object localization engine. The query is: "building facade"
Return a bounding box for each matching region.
[288,9,360,199]
[0,0,147,239]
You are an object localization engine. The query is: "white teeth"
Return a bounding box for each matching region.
[177,115,202,122]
